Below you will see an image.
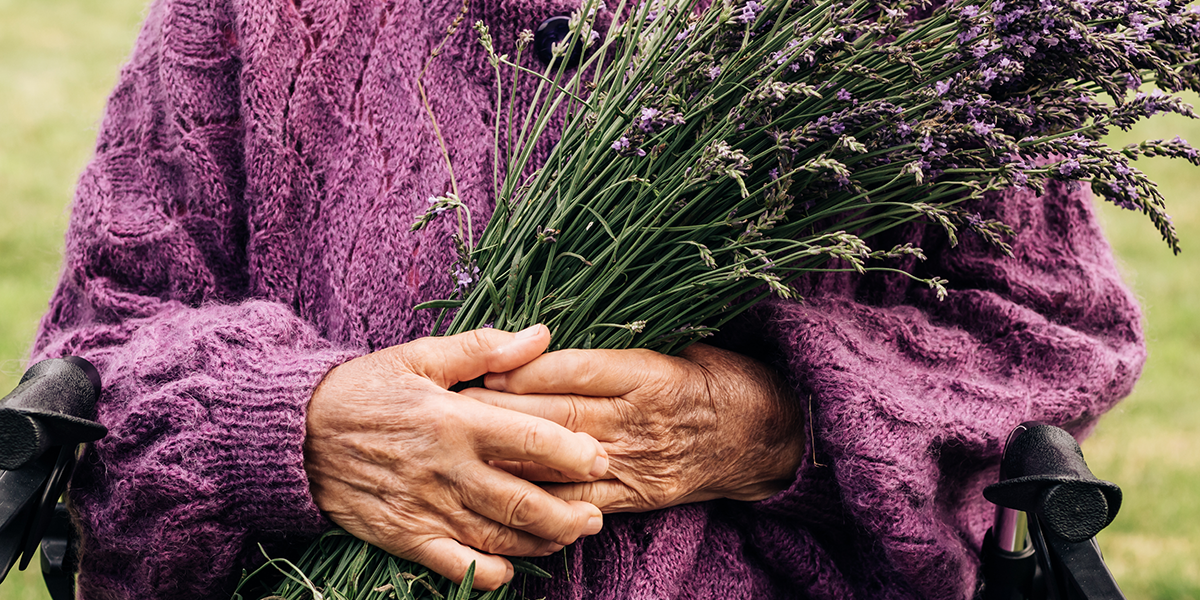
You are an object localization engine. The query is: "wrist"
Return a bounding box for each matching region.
[687,345,805,501]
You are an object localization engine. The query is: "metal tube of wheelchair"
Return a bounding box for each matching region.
[979,506,1039,600]
[994,505,1029,553]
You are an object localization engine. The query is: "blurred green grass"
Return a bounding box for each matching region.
[0,0,1198,598]
[1089,106,1200,598]
[1,0,146,597]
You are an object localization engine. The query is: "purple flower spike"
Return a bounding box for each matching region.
[454,264,481,293]
[837,88,854,102]
[737,0,764,24]
[971,120,995,135]
[639,107,661,131]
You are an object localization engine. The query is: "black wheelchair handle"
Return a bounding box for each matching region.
[1,357,105,595]
[0,358,105,471]
[979,422,1125,600]
[983,422,1120,543]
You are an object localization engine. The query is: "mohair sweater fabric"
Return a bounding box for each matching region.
[32,0,1145,598]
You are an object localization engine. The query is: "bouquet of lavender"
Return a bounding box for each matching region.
[417,0,1196,352]
[241,0,1199,596]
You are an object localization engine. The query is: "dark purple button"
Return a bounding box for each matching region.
[534,16,583,69]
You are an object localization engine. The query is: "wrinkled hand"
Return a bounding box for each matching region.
[460,344,804,512]
[304,325,607,590]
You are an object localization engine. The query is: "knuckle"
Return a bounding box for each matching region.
[564,397,586,432]
[460,329,495,360]
[476,523,519,554]
[520,421,558,458]
[503,486,541,529]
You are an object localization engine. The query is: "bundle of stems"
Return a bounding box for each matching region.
[418,0,1197,354]
[247,0,1200,595]
[235,530,550,600]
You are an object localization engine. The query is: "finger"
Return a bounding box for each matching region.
[544,480,724,513]
[399,325,552,388]
[541,480,641,512]
[460,398,608,480]
[458,387,624,439]
[489,459,596,483]
[453,462,604,544]
[410,537,514,591]
[484,348,673,397]
[447,510,570,557]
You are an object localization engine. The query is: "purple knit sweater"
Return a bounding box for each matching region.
[32,0,1145,598]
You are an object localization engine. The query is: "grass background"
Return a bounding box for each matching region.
[0,0,1197,597]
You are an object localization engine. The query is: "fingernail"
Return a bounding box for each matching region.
[547,543,565,553]
[514,324,542,340]
[589,453,608,479]
[584,515,603,536]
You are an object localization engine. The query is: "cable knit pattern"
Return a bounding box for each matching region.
[33,0,1144,598]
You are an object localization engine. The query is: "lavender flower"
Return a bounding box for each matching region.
[635,106,686,133]
[453,263,480,293]
[736,0,763,24]
[639,107,661,130]
[970,119,995,135]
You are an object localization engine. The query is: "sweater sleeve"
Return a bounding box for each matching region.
[31,1,361,598]
[727,182,1145,599]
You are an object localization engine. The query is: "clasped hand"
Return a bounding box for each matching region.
[305,325,802,590]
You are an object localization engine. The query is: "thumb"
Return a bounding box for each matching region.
[403,325,551,388]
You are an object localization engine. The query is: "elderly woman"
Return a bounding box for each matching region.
[33,0,1144,598]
